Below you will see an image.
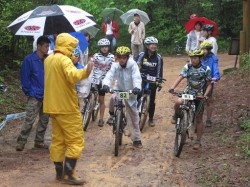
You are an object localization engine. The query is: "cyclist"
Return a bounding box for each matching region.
[169,48,212,150]
[102,46,143,148]
[201,41,220,127]
[136,36,164,127]
[201,24,218,55]
[91,38,114,127]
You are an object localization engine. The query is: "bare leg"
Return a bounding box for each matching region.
[99,96,105,120]
[195,114,204,141]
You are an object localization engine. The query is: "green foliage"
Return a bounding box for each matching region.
[239,119,250,157]
[240,53,250,70]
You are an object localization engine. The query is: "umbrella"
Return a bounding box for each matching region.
[100,8,124,24]
[7,5,96,36]
[81,26,100,38]
[184,17,219,36]
[120,9,150,25]
[69,32,89,53]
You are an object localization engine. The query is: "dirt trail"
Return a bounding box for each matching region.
[0,54,236,187]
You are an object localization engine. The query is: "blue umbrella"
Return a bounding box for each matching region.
[69,32,89,52]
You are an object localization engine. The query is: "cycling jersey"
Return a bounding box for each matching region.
[180,63,211,95]
[136,51,163,80]
[91,52,114,83]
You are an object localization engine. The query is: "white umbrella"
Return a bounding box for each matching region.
[7,5,96,36]
[120,9,150,25]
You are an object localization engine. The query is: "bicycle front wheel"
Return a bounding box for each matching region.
[83,94,94,131]
[174,110,188,157]
[115,110,122,157]
[139,95,150,131]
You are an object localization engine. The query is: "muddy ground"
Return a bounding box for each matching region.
[0,54,249,187]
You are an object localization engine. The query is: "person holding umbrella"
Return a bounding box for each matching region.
[102,17,119,52]
[129,14,145,60]
[43,33,93,185]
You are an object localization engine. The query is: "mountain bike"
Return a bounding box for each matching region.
[171,92,204,157]
[109,89,134,157]
[138,74,166,131]
[82,78,100,131]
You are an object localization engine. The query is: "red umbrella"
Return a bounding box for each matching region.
[184,17,219,36]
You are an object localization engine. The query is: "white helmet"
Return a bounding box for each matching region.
[144,36,158,45]
[97,38,110,47]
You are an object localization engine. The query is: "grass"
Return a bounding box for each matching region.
[239,119,250,157]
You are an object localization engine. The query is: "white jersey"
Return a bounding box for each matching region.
[91,52,114,83]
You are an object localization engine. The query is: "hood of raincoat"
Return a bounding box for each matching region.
[54,33,79,58]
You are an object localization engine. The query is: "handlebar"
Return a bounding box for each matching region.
[109,89,133,94]
[170,91,206,100]
[141,73,166,83]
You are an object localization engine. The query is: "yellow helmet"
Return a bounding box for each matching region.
[200,41,213,50]
[188,48,204,57]
[116,46,131,56]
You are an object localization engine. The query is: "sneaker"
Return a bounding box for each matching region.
[148,119,155,127]
[107,115,115,125]
[34,142,49,149]
[16,143,25,151]
[193,141,201,150]
[133,140,143,148]
[206,119,212,127]
[98,119,104,127]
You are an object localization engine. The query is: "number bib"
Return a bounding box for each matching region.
[91,78,100,85]
[118,92,129,100]
[182,94,194,100]
[147,75,156,82]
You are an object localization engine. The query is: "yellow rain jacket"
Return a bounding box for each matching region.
[43,33,89,114]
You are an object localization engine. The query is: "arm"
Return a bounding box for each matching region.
[185,33,191,52]
[141,22,145,40]
[112,21,119,32]
[204,81,212,97]
[20,57,32,96]
[128,22,134,34]
[212,56,220,81]
[157,56,163,79]
[170,76,184,90]
[102,23,106,34]
[132,63,142,89]
[211,38,218,55]
[170,64,188,89]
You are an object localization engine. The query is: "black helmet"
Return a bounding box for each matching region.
[202,24,214,32]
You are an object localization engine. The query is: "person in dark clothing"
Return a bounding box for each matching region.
[136,36,164,127]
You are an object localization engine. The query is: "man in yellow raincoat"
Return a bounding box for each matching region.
[43,33,93,185]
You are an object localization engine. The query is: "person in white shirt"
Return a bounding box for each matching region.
[186,21,203,53]
[201,24,218,55]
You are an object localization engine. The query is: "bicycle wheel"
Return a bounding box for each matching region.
[174,110,188,157]
[115,110,122,157]
[139,95,150,131]
[92,95,99,121]
[83,94,94,131]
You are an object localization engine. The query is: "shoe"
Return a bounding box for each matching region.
[16,143,25,151]
[206,119,212,127]
[193,141,201,150]
[107,115,115,125]
[64,158,84,185]
[54,162,63,181]
[34,141,49,149]
[133,140,143,148]
[98,119,104,127]
[148,119,155,127]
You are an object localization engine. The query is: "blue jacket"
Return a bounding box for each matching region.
[201,53,220,80]
[21,52,46,100]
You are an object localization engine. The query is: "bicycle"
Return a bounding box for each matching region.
[109,89,134,157]
[82,78,100,131]
[138,74,166,131]
[171,91,204,157]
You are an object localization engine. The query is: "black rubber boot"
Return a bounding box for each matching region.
[64,158,84,185]
[54,162,63,180]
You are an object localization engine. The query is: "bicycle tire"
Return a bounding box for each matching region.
[115,110,122,157]
[92,95,99,121]
[83,94,94,131]
[139,95,149,131]
[174,110,188,157]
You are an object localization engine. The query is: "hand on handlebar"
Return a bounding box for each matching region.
[157,83,162,92]
[102,85,110,93]
[132,87,141,95]
[168,88,175,94]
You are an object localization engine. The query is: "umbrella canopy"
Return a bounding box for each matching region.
[100,8,124,24]
[185,17,219,36]
[120,9,150,25]
[7,5,96,36]
[81,26,99,39]
[69,32,89,53]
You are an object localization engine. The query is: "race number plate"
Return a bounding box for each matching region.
[91,78,100,85]
[182,94,194,100]
[147,75,156,82]
[118,92,129,100]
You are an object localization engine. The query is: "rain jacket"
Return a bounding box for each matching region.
[43,33,89,114]
[201,53,220,80]
[186,30,202,51]
[102,21,119,38]
[21,51,46,100]
[102,57,142,107]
